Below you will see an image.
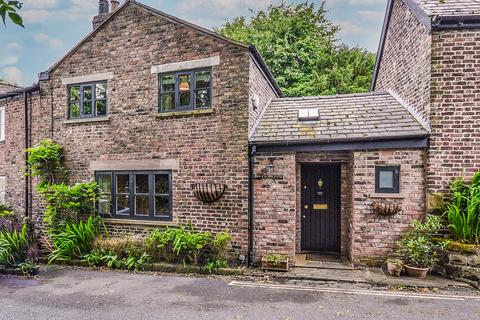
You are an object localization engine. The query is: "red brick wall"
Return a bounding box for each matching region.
[375,0,431,119]
[32,2,254,254]
[253,153,297,262]
[428,29,480,194]
[351,149,426,264]
[0,93,39,218]
[248,57,278,135]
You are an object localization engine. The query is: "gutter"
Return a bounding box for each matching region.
[247,145,256,266]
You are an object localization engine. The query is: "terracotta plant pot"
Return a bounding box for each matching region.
[404,265,429,279]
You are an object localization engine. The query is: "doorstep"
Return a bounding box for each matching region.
[271,266,474,290]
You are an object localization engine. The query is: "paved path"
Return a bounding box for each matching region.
[1,267,479,320]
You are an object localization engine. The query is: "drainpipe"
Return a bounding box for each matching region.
[247,144,256,266]
[23,89,29,219]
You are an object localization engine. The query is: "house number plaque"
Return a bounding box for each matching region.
[314,204,328,210]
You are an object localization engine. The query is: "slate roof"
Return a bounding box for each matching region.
[414,0,480,16]
[250,92,429,145]
[0,80,20,95]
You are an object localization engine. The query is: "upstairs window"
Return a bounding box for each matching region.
[375,166,400,193]
[68,81,107,119]
[0,107,5,142]
[159,68,212,112]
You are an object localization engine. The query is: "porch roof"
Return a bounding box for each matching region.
[250,91,429,146]
[413,0,480,17]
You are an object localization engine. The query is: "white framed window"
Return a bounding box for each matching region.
[0,107,5,142]
[0,176,6,203]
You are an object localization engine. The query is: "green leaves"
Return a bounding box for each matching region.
[445,172,480,244]
[0,224,29,268]
[0,1,24,28]
[216,2,375,97]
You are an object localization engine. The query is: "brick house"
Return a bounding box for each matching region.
[0,0,478,266]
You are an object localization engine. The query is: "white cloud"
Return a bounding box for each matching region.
[22,0,58,9]
[337,20,365,36]
[7,42,21,50]
[1,67,23,85]
[180,0,272,15]
[358,10,385,21]
[1,56,19,66]
[22,10,50,23]
[34,33,63,48]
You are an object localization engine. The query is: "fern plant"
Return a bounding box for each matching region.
[445,172,480,244]
[0,224,29,268]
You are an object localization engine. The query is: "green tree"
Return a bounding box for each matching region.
[217,2,375,97]
[0,1,24,28]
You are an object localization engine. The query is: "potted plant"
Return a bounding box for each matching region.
[385,258,403,277]
[261,254,289,272]
[396,216,445,279]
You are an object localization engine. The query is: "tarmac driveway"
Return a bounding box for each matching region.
[1,266,479,320]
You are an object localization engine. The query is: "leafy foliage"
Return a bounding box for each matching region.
[0,203,13,216]
[171,226,211,265]
[211,231,232,261]
[445,172,480,244]
[203,259,228,274]
[48,216,103,263]
[0,1,23,28]
[39,182,100,227]
[396,216,445,269]
[262,254,288,267]
[0,224,28,267]
[26,139,67,186]
[217,2,375,97]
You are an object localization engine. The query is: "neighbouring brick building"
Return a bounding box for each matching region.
[0,0,478,266]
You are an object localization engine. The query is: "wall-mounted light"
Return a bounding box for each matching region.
[267,159,275,174]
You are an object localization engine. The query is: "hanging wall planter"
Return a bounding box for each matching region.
[372,202,402,216]
[192,183,227,204]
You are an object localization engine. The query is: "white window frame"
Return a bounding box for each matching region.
[0,176,6,204]
[0,107,5,142]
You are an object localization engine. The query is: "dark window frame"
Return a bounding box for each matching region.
[95,171,173,221]
[158,68,212,112]
[375,166,400,194]
[67,81,108,120]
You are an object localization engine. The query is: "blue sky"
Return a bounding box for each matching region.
[0,0,387,86]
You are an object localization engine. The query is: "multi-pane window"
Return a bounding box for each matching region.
[0,107,5,142]
[68,81,107,119]
[159,68,212,112]
[375,166,400,193]
[96,171,172,221]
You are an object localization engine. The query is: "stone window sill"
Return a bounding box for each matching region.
[64,116,111,125]
[156,109,214,119]
[103,218,178,227]
[370,193,405,199]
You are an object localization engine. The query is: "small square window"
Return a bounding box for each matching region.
[375,166,400,193]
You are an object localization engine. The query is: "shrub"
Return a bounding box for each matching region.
[203,259,228,274]
[211,231,232,261]
[445,172,480,244]
[0,224,29,268]
[48,215,103,263]
[171,226,211,265]
[146,225,212,264]
[93,236,144,259]
[26,139,67,185]
[39,182,100,227]
[396,216,446,269]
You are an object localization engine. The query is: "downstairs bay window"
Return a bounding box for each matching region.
[96,171,172,221]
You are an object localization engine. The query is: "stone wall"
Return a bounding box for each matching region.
[32,2,255,255]
[351,149,427,265]
[374,0,431,119]
[428,29,480,195]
